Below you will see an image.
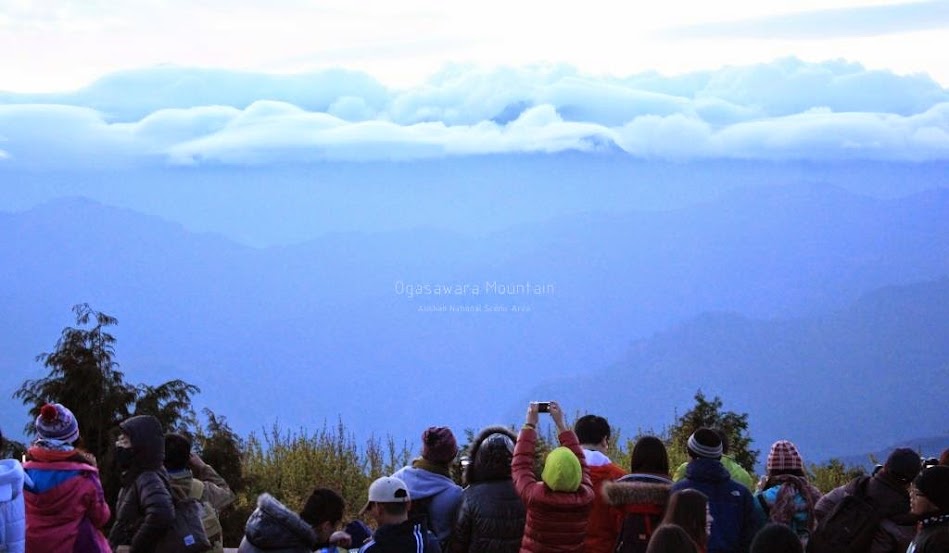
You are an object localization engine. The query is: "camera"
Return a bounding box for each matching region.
[535,401,551,413]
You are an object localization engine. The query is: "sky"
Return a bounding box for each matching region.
[2,0,948,92]
[0,1,948,165]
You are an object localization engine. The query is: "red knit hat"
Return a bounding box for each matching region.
[421,426,458,465]
[767,440,804,473]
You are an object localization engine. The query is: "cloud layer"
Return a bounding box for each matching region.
[1,57,948,166]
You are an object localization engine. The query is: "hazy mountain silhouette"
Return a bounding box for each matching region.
[1,185,947,458]
[526,277,949,461]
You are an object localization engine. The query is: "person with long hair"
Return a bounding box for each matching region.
[662,489,710,553]
[603,436,674,553]
[645,524,699,553]
[754,440,821,545]
[452,426,525,553]
[22,403,111,553]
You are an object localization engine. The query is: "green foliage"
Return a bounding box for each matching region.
[13,303,201,505]
[667,390,758,471]
[808,458,867,493]
[133,379,201,432]
[1,435,26,460]
[238,421,411,528]
[16,304,136,463]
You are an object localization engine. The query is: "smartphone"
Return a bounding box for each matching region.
[535,401,551,413]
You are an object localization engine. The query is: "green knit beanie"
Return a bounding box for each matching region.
[542,446,582,492]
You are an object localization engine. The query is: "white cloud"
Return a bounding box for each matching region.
[1,59,948,166]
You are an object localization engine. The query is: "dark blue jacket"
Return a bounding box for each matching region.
[671,458,761,553]
[359,519,441,553]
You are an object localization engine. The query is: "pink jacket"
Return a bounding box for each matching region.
[23,460,111,553]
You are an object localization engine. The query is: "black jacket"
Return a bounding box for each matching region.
[908,513,949,553]
[452,481,525,553]
[452,426,525,553]
[237,493,318,553]
[360,520,442,553]
[108,415,175,553]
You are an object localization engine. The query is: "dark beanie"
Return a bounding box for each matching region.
[915,466,949,512]
[422,426,458,465]
[688,427,723,459]
[885,448,922,484]
[751,523,804,553]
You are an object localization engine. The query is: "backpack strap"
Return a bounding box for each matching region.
[189,478,205,500]
[757,493,771,516]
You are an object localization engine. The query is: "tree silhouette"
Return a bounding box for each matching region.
[15,304,137,462]
[14,303,201,503]
[667,390,759,470]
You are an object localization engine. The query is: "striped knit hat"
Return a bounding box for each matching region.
[767,440,804,473]
[35,403,80,443]
[687,427,723,459]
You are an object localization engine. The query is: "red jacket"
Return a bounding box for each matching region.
[23,459,111,553]
[583,454,627,553]
[513,428,595,553]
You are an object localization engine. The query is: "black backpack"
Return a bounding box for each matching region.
[156,484,213,553]
[807,476,880,553]
[614,504,664,553]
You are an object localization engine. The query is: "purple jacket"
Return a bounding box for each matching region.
[24,460,111,553]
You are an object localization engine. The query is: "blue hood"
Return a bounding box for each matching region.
[684,457,732,483]
[391,466,457,500]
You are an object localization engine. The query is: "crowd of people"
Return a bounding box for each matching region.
[1,400,948,553]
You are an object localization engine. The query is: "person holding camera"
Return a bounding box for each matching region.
[512,401,594,553]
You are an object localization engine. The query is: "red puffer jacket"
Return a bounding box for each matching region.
[513,428,595,553]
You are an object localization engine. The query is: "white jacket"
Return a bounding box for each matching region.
[0,458,30,553]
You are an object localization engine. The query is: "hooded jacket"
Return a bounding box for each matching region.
[582,448,627,553]
[108,415,175,553]
[672,458,760,553]
[23,450,111,553]
[0,458,31,553]
[452,426,525,553]
[602,473,673,550]
[392,461,463,546]
[674,456,755,491]
[238,493,318,553]
[512,428,594,553]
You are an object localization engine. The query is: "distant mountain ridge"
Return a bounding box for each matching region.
[526,277,949,461]
[1,185,948,457]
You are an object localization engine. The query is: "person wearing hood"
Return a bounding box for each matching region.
[392,426,463,549]
[1,424,31,553]
[603,436,674,553]
[23,403,111,552]
[671,428,760,553]
[451,425,525,553]
[239,487,353,553]
[108,414,175,553]
[574,414,627,553]
[512,401,594,553]
[753,440,822,546]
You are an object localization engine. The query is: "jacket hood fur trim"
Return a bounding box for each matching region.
[602,480,671,507]
[465,425,517,484]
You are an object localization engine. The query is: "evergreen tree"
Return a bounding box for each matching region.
[667,390,758,470]
[14,303,200,502]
